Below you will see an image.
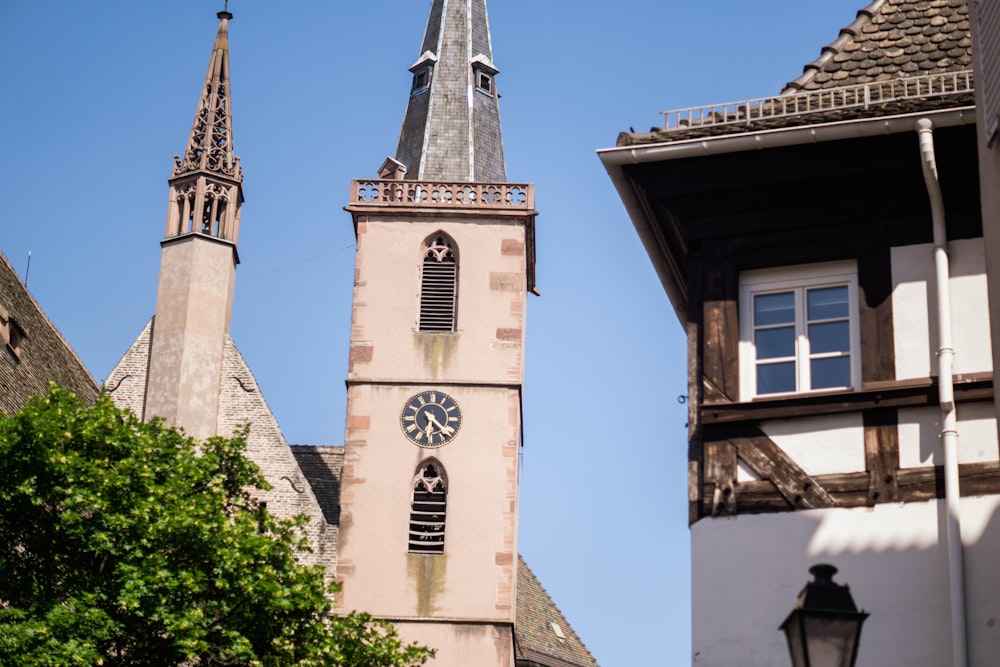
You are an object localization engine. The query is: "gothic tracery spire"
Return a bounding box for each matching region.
[173,10,242,183]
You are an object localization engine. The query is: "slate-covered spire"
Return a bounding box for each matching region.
[394,0,507,183]
[173,10,242,184]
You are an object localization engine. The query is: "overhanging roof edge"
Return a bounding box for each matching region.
[598,106,975,167]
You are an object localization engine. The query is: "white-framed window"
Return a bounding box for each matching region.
[411,67,431,95]
[475,70,494,95]
[739,261,859,400]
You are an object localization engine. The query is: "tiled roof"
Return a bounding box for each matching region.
[0,250,99,414]
[784,0,971,92]
[290,444,345,526]
[515,556,601,667]
[618,0,974,146]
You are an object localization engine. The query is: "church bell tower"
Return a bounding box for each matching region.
[335,1,537,664]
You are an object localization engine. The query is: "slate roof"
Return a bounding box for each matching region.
[290,447,599,667]
[618,0,975,146]
[0,250,99,414]
[514,557,601,667]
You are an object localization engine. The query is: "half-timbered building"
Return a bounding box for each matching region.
[602,0,1000,664]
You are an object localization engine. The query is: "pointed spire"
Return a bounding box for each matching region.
[164,10,243,243]
[395,0,507,183]
[173,10,242,183]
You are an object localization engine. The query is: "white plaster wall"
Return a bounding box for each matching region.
[759,413,865,477]
[898,402,1000,467]
[891,238,992,380]
[692,497,1000,666]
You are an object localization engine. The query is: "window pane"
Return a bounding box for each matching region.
[811,356,851,389]
[754,292,794,326]
[808,321,850,354]
[755,326,795,359]
[757,361,796,395]
[807,286,848,321]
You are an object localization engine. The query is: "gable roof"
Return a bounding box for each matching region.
[0,250,99,414]
[514,556,601,667]
[617,0,974,146]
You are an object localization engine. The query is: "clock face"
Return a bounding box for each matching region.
[401,391,462,448]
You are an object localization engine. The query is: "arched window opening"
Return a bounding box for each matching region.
[419,235,458,332]
[409,462,447,554]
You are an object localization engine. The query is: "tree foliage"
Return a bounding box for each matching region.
[0,385,433,667]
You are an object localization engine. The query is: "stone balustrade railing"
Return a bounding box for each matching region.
[350,179,534,210]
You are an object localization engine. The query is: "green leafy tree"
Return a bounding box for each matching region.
[0,385,433,667]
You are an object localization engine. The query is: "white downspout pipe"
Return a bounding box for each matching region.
[917,117,967,667]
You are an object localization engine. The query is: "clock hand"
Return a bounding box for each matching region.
[424,411,455,435]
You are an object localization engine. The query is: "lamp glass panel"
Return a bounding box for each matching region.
[782,613,808,667]
[802,616,859,667]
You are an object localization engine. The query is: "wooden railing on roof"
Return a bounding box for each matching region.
[350,179,534,210]
[659,69,975,132]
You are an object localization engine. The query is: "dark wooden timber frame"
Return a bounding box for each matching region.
[627,124,1000,524]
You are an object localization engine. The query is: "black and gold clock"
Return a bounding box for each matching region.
[400,391,462,448]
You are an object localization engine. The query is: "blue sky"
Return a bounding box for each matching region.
[1,1,867,664]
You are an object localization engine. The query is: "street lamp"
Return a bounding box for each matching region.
[780,564,869,667]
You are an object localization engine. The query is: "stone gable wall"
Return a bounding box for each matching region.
[105,319,154,418]
[217,337,338,574]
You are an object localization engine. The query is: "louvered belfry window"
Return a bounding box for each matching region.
[419,235,458,332]
[409,462,447,554]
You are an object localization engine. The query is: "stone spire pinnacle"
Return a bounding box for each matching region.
[173,10,242,184]
[164,10,243,243]
[394,0,507,183]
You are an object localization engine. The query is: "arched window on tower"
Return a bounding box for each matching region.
[409,461,447,554]
[419,234,458,332]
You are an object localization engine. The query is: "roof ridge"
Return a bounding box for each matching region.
[781,0,886,95]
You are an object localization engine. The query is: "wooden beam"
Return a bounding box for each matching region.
[863,408,900,505]
[731,429,838,510]
[687,258,705,526]
[705,441,737,516]
[701,376,993,425]
[858,227,896,384]
[698,462,1000,517]
[701,246,739,402]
